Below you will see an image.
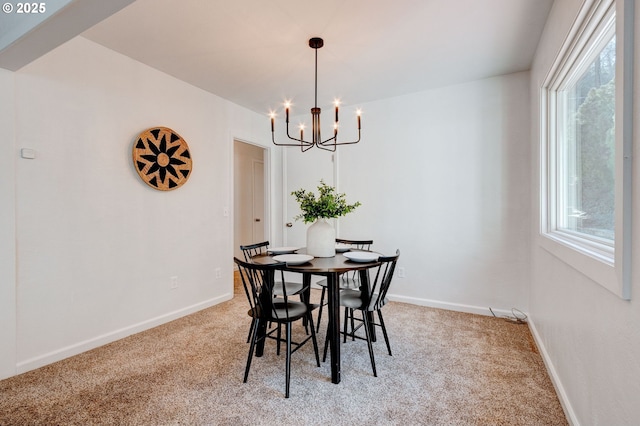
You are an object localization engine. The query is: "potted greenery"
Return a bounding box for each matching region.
[292,180,361,257]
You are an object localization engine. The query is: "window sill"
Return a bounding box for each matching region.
[539,232,617,294]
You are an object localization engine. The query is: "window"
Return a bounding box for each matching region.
[558,34,615,243]
[541,0,633,299]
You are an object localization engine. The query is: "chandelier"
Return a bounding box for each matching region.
[270,37,361,152]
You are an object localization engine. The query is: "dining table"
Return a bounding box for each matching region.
[251,248,382,384]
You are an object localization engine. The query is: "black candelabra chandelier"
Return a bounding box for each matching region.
[270,37,361,152]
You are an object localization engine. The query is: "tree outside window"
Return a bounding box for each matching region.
[559,35,616,242]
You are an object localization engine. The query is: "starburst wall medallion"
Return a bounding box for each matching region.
[132,127,192,191]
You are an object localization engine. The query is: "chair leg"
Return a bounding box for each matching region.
[316,287,326,332]
[246,318,255,343]
[244,319,259,383]
[322,324,330,362]
[300,290,311,335]
[276,323,282,356]
[285,323,292,398]
[378,310,392,356]
[350,309,356,341]
[343,307,349,343]
[361,311,377,377]
[308,312,321,367]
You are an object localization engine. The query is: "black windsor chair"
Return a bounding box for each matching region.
[323,250,400,377]
[235,257,320,398]
[315,238,374,332]
[240,241,309,342]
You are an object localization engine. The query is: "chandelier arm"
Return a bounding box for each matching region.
[271,120,313,147]
[285,120,313,146]
[318,130,361,146]
[320,139,361,147]
[272,134,313,147]
[316,142,337,152]
[318,135,337,145]
[301,142,316,152]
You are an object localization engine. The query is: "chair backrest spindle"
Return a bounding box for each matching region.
[336,238,374,284]
[240,241,271,261]
[336,238,373,251]
[366,250,400,311]
[234,257,291,321]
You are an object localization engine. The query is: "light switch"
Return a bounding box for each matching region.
[20,148,36,159]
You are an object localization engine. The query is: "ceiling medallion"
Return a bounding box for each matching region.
[132,127,192,191]
[270,37,361,152]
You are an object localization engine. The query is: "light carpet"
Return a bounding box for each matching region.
[0,276,567,425]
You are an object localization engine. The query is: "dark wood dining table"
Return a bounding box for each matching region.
[251,248,382,384]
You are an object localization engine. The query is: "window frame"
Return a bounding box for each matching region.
[540,0,633,300]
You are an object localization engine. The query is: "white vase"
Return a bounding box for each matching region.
[306,218,336,257]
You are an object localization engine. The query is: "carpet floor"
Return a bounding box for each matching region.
[0,276,567,425]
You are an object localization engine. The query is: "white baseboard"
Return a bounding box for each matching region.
[391,294,577,425]
[527,316,579,426]
[16,293,232,375]
[387,293,515,318]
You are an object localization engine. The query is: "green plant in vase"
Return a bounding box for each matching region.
[292,180,361,257]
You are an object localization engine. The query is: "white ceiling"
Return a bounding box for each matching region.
[81,0,553,115]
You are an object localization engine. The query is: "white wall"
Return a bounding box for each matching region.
[284,72,532,314]
[529,0,640,424]
[1,36,279,378]
[0,68,17,378]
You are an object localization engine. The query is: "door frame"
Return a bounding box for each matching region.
[232,138,271,257]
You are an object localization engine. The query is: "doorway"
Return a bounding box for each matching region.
[234,140,267,261]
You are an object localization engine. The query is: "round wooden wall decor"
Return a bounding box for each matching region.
[132,127,192,191]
